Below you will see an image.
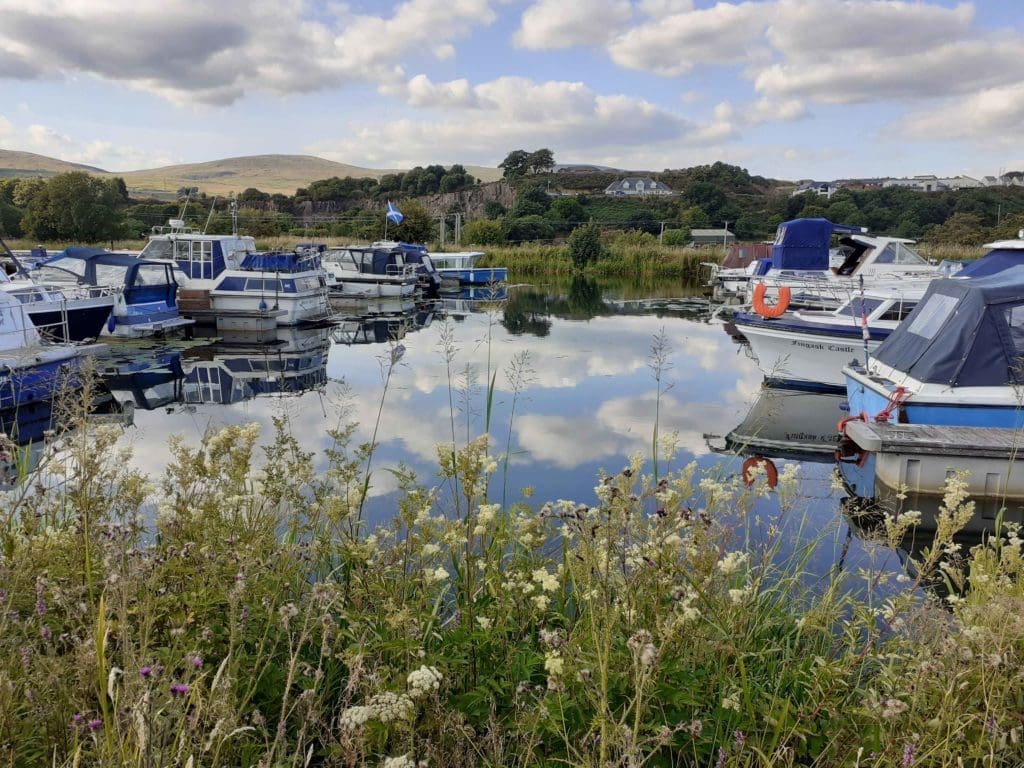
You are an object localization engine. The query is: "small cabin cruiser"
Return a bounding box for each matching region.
[0,290,106,409]
[734,288,922,390]
[428,250,507,286]
[0,269,115,342]
[373,241,442,297]
[138,222,330,325]
[34,247,193,338]
[844,265,1024,429]
[747,218,948,311]
[322,245,420,297]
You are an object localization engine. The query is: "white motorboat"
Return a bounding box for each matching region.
[138,221,329,325]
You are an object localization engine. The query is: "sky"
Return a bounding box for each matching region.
[0,0,1022,181]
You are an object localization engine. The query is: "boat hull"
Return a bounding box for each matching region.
[25,300,114,342]
[436,267,508,285]
[737,318,880,389]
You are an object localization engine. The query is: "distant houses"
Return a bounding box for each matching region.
[791,181,838,199]
[604,177,673,196]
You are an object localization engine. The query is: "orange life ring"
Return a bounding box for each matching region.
[752,283,790,319]
[741,456,779,488]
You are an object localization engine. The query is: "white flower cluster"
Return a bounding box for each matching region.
[381,754,416,768]
[338,692,416,730]
[423,566,449,584]
[421,543,440,557]
[531,568,559,593]
[407,665,442,697]
[717,550,749,576]
[544,651,564,676]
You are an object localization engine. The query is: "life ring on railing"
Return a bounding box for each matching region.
[741,456,779,488]
[751,283,790,319]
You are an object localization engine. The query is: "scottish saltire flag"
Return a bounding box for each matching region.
[386,200,404,225]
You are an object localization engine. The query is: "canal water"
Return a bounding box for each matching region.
[8,277,925,590]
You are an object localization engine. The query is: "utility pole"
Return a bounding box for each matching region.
[438,216,446,248]
[455,213,462,247]
[659,221,666,245]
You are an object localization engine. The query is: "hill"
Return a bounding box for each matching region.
[0,149,105,178]
[0,151,504,197]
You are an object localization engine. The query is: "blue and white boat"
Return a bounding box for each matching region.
[322,245,420,297]
[0,290,106,409]
[844,264,1024,429]
[748,218,948,310]
[734,287,922,390]
[428,250,507,286]
[138,222,330,325]
[34,247,193,338]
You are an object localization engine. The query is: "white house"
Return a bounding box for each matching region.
[791,181,838,198]
[604,177,673,196]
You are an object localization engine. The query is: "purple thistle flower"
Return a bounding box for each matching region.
[71,713,83,726]
[170,683,190,698]
[192,656,203,669]
[902,742,915,767]
[139,666,152,678]
[87,719,102,731]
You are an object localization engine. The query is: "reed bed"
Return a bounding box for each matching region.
[1,345,1022,768]
[480,244,722,279]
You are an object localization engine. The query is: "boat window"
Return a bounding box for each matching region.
[873,244,897,264]
[140,239,174,260]
[245,279,282,292]
[907,293,958,339]
[174,241,193,260]
[894,243,926,265]
[39,258,87,279]
[295,276,321,292]
[95,264,130,287]
[878,301,917,322]
[849,298,883,316]
[135,265,170,286]
[1004,304,1024,358]
[192,241,212,262]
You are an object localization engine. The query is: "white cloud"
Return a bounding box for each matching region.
[0,116,180,170]
[0,0,500,105]
[515,0,633,49]
[745,96,807,125]
[608,1,773,76]
[312,73,734,167]
[896,83,1024,145]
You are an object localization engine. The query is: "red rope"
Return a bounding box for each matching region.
[873,385,909,423]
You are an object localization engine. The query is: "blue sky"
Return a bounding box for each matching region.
[1,0,1022,180]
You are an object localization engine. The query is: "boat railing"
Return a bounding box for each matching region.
[31,298,74,342]
[385,264,419,279]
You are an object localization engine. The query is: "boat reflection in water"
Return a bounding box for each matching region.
[181,327,329,405]
[331,301,436,346]
[716,382,845,464]
[101,327,329,410]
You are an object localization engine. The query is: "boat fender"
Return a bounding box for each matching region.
[834,445,870,468]
[741,456,779,488]
[751,283,790,319]
[107,315,117,333]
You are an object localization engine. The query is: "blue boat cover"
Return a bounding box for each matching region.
[956,248,1024,278]
[771,218,866,270]
[240,252,320,273]
[873,265,1024,386]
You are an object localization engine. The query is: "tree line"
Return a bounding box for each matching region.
[3,161,1024,247]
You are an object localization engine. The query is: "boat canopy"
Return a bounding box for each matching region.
[771,218,867,270]
[956,248,1024,278]
[239,251,322,273]
[40,248,177,288]
[873,265,1024,386]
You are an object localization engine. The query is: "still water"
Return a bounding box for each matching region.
[10,277,921,586]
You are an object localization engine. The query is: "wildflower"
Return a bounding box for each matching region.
[733,730,747,749]
[339,705,373,730]
[368,692,415,723]
[421,543,440,557]
[407,665,443,697]
[544,652,564,677]
[192,656,203,669]
[728,588,748,604]
[715,747,727,768]
[71,713,84,727]
[717,551,748,575]
[478,503,499,524]
[381,754,416,768]
[687,719,703,737]
[87,719,102,731]
[902,741,915,767]
[424,566,449,584]
[170,683,190,698]
[40,626,51,641]
[532,594,551,611]
[476,616,492,630]
[139,666,152,678]
[881,698,908,718]
[721,694,740,712]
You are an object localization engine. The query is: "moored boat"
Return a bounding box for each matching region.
[0,290,106,409]
[428,249,507,286]
[34,247,193,338]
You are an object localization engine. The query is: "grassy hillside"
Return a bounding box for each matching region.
[0,149,105,178]
[0,151,503,197]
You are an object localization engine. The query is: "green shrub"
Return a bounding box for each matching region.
[568,222,604,269]
[462,218,506,246]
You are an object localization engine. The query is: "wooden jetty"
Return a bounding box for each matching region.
[845,420,1024,499]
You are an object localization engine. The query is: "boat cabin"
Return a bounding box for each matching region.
[873,265,1024,387]
[36,248,180,309]
[139,226,257,280]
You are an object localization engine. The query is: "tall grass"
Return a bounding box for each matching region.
[481,244,722,279]
[1,357,1023,766]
